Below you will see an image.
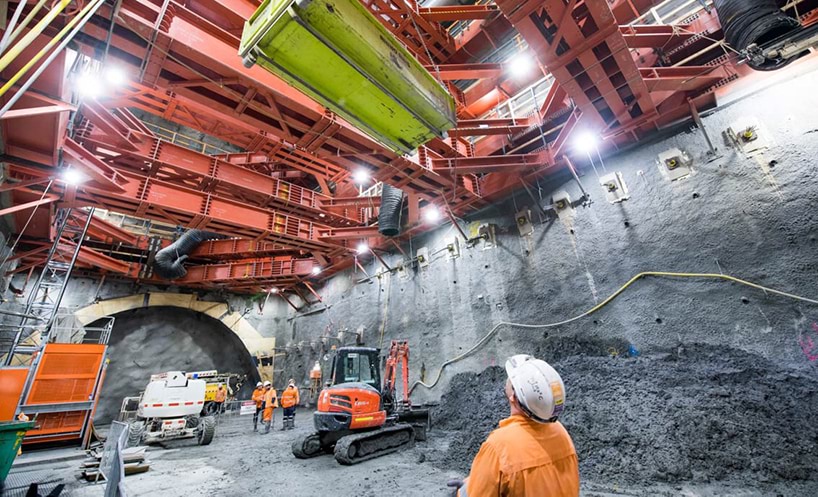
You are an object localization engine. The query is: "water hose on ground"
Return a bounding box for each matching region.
[409,271,818,395]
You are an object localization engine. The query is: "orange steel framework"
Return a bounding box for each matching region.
[2,0,818,297]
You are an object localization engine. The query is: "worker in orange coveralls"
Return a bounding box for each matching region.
[280,378,300,430]
[262,381,278,434]
[251,381,265,432]
[215,383,227,414]
[449,355,579,497]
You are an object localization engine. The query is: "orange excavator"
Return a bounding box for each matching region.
[292,340,429,464]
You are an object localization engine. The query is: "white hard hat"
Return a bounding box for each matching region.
[263,380,271,387]
[505,354,565,423]
[256,381,263,387]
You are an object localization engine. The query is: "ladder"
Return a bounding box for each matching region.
[4,207,94,364]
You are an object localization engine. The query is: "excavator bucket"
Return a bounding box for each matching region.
[398,408,430,441]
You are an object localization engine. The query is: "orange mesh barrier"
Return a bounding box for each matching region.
[26,343,105,405]
[0,368,28,421]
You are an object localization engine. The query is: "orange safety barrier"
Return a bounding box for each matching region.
[26,343,104,404]
[0,368,28,421]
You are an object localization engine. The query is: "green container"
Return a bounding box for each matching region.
[239,0,456,154]
[0,421,35,483]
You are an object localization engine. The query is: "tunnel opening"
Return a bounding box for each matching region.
[91,306,260,425]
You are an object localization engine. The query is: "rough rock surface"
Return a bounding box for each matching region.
[94,306,259,423]
[434,339,818,492]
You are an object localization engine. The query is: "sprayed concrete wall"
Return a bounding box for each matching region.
[273,62,818,402]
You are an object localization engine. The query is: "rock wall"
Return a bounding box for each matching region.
[276,63,818,404]
[93,306,260,424]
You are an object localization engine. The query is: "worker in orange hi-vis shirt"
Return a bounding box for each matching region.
[251,381,265,432]
[261,381,278,434]
[450,355,579,497]
[280,378,300,430]
[215,384,227,414]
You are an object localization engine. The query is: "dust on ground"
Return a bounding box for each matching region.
[432,340,818,496]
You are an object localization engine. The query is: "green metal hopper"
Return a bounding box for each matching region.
[239,0,456,154]
[0,421,35,483]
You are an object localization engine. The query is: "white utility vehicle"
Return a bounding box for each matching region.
[127,371,216,447]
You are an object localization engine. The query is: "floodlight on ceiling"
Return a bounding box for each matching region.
[508,53,534,79]
[352,169,371,184]
[75,72,103,99]
[423,206,441,223]
[62,168,86,185]
[104,66,128,87]
[574,132,599,154]
[269,287,279,294]
[311,266,322,275]
[356,242,369,254]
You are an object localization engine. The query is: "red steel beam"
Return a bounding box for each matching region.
[62,138,130,193]
[431,151,551,175]
[0,192,59,217]
[190,238,292,259]
[620,24,695,48]
[418,4,500,22]
[423,63,505,80]
[174,256,317,285]
[317,226,381,242]
[1,103,76,120]
[84,216,140,246]
[71,170,336,254]
[78,123,362,226]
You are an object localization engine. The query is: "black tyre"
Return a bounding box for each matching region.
[198,416,216,445]
[185,415,200,429]
[126,421,145,448]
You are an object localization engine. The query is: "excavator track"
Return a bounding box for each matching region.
[333,423,415,465]
[292,432,326,459]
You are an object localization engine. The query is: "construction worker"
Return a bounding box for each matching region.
[450,355,579,497]
[215,383,227,414]
[251,381,265,432]
[16,412,30,456]
[280,378,300,430]
[262,381,278,434]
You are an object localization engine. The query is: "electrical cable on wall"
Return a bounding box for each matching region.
[409,271,818,395]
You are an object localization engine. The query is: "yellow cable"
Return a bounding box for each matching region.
[0,0,72,74]
[409,271,818,395]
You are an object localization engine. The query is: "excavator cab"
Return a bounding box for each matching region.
[331,347,381,391]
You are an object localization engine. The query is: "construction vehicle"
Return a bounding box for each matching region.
[199,371,246,415]
[292,340,429,465]
[126,371,216,447]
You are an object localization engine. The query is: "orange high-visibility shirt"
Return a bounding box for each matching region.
[461,415,579,497]
[215,388,227,403]
[264,388,278,409]
[280,386,300,408]
[252,387,265,408]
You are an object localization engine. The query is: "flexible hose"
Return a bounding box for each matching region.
[713,0,801,70]
[409,271,818,395]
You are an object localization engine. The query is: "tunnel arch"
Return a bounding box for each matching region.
[74,293,274,424]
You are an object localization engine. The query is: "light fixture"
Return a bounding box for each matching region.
[423,206,441,223]
[356,242,369,254]
[352,169,370,184]
[311,266,322,275]
[62,169,85,185]
[268,287,279,294]
[574,132,599,154]
[75,72,103,99]
[508,53,534,79]
[104,66,128,87]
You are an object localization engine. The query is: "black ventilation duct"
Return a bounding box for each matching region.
[378,184,404,237]
[153,230,226,279]
[714,0,801,70]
